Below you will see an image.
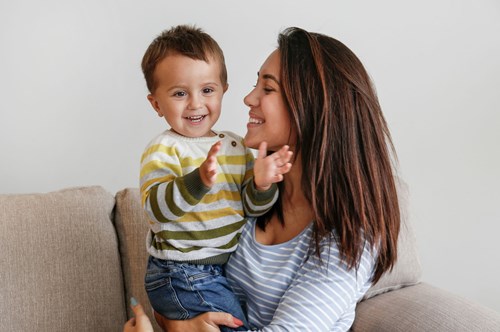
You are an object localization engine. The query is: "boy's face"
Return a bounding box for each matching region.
[147,54,228,138]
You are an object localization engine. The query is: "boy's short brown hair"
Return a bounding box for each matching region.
[141,25,227,93]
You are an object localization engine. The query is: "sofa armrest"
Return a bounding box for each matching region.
[352,282,500,332]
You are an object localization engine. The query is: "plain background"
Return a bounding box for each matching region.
[1,0,499,313]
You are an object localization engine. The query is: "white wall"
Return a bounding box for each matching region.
[1,0,499,313]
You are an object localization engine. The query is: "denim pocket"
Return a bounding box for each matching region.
[144,272,170,292]
[184,264,222,284]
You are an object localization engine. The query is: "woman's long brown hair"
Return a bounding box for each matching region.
[259,27,400,284]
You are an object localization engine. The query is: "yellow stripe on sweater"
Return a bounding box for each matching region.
[141,160,182,178]
[141,144,178,163]
[175,207,244,222]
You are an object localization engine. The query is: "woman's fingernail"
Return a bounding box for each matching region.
[233,317,243,326]
[130,297,138,307]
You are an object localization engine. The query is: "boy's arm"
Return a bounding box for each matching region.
[242,142,293,217]
[242,179,278,217]
[140,142,217,224]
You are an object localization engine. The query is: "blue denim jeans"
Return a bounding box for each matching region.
[145,256,248,332]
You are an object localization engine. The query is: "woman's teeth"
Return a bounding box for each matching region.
[249,117,264,124]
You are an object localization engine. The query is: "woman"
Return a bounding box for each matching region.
[127,26,401,332]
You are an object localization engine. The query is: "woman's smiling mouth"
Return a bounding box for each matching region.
[248,117,264,125]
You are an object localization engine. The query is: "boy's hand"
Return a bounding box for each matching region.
[254,142,293,191]
[200,141,221,188]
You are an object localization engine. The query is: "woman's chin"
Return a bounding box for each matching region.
[243,136,257,149]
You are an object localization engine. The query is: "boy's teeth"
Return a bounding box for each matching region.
[186,115,205,122]
[249,117,264,124]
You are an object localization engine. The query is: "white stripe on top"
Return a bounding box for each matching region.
[225,218,376,332]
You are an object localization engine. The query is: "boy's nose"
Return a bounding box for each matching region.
[188,95,203,110]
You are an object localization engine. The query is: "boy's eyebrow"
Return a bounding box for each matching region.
[258,71,280,85]
[166,82,221,91]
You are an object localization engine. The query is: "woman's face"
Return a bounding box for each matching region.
[243,50,296,151]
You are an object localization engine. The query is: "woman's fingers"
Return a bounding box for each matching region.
[203,312,243,328]
[124,297,154,332]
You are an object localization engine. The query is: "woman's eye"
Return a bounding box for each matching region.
[264,87,274,93]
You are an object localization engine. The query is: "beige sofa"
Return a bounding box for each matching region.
[1,186,499,332]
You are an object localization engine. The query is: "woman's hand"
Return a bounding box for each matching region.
[123,297,154,332]
[155,310,244,332]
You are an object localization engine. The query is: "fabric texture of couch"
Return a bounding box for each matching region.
[1,185,499,332]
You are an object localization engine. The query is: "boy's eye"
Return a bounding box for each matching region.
[173,91,187,97]
[202,88,214,94]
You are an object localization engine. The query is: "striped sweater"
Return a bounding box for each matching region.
[225,218,376,332]
[140,130,278,264]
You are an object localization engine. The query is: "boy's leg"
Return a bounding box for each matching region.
[144,256,192,320]
[145,257,248,329]
[185,264,248,331]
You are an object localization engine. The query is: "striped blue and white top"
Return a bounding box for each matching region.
[225,218,376,332]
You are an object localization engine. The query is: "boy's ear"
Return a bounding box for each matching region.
[223,84,229,93]
[147,94,163,117]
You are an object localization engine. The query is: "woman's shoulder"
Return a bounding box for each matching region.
[312,231,377,279]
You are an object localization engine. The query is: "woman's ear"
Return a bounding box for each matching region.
[147,94,163,117]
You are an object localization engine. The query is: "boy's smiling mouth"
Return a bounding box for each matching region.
[185,115,207,123]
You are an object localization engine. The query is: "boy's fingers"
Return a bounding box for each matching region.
[257,141,268,160]
[278,148,292,163]
[278,163,292,174]
[207,157,219,174]
[207,156,217,167]
[208,169,217,179]
[208,141,222,158]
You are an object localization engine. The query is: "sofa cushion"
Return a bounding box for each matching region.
[354,282,500,331]
[0,186,126,332]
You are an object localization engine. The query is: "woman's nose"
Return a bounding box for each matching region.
[244,88,257,107]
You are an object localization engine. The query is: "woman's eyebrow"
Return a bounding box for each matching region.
[257,71,280,85]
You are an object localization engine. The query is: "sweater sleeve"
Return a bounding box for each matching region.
[241,145,279,217]
[140,140,211,224]
[253,241,375,332]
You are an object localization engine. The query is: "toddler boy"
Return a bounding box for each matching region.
[139,25,291,331]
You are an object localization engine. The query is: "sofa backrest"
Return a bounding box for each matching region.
[0,181,420,332]
[363,177,422,299]
[0,186,126,332]
[114,188,163,331]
